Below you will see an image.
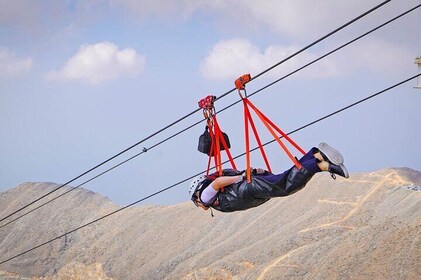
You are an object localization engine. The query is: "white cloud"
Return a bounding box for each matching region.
[0,48,33,78]
[112,0,388,38]
[206,0,380,38]
[201,35,416,81]
[200,38,338,81]
[46,42,145,85]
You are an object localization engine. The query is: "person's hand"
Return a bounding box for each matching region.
[253,168,266,175]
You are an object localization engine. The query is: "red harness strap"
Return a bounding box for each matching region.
[243,99,272,182]
[235,74,306,182]
[199,95,237,181]
[213,115,236,172]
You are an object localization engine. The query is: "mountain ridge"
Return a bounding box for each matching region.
[0,167,420,279]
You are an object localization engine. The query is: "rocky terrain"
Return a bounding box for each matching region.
[0,168,420,279]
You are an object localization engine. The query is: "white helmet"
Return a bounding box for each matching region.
[189,174,207,198]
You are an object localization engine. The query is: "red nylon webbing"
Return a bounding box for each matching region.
[205,117,237,183]
[243,99,251,182]
[206,123,220,176]
[213,116,237,171]
[245,99,306,155]
[243,100,272,174]
[211,125,222,176]
[242,98,304,171]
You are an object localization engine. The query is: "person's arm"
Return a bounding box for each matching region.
[210,175,243,191]
[198,175,243,210]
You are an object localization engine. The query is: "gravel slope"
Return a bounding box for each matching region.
[0,167,420,279]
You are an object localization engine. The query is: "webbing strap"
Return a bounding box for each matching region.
[205,122,215,176]
[245,99,306,155]
[205,117,237,184]
[243,100,272,174]
[206,122,222,177]
[213,115,237,171]
[242,97,305,182]
[243,100,251,182]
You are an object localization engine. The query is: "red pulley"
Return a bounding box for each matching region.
[198,95,216,109]
[235,74,251,90]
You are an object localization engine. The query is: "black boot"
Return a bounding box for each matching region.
[328,163,349,179]
[318,142,349,179]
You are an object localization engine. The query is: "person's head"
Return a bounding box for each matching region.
[189,174,207,208]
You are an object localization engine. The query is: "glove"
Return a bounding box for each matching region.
[252,168,266,175]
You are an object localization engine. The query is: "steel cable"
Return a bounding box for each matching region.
[0,0,391,224]
[2,2,418,229]
[1,72,419,265]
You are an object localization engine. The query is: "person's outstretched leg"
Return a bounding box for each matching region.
[282,143,349,194]
[258,147,321,184]
[317,142,349,179]
[297,147,321,174]
[248,144,349,198]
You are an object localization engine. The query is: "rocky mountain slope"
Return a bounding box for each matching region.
[0,168,420,279]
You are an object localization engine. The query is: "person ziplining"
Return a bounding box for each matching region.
[189,74,349,213]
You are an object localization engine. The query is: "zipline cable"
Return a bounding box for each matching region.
[217,0,392,97]
[0,0,390,224]
[1,72,420,265]
[0,110,198,224]
[222,3,421,108]
[0,120,203,229]
[1,2,418,229]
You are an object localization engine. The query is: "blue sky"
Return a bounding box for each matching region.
[1,0,420,207]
